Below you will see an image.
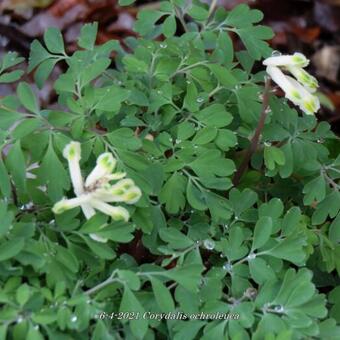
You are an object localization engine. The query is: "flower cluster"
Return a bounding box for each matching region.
[52,141,142,242]
[263,52,320,115]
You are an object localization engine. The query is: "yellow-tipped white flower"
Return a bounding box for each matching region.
[90,199,130,222]
[286,65,318,93]
[62,141,95,218]
[52,141,142,242]
[93,179,141,204]
[123,187,142,204]
[264,52,320,115]
[286,76,320,115]
[52,195,92,214]
[85,153,116,188]
[263,52,309,68]
[63,141,83,196]
[89,233,108,243]
[105,172,126,181]
[266,66,303,105]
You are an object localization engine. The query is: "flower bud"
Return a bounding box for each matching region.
[89,233,108,243]
[266,66,302,105]
[263,52,309,68]
[85,153,116,188]
[90,198,130,222]
[286,65,318,93]
[105,172,126,181]
[123,187,142,204]
[52,195,91,214]
[63,141,81,161]
[63,141,84,196]
[286,76,320,115]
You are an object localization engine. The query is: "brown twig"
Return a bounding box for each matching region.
[232,77,271,186]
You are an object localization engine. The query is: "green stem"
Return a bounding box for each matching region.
[84,270,121,295]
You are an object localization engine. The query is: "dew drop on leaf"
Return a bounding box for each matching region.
[274,305,285,313]
[223,263,233,271]
[271,50,282,57]
[203,239,215,250]
[247,253,256,260]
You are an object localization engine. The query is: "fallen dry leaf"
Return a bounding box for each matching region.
[313,46,340,83]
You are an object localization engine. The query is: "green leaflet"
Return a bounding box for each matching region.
[0,2,338,339]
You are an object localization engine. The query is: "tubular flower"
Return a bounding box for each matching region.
[52,141,142,242]
[263,52,320,115]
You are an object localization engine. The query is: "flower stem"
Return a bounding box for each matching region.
[232,77,271,186]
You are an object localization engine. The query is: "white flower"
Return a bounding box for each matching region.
[263,52,320,115]
[263,52,309,67]
[266,66,303,105]
[285,65,318,93]
[52,141,142,242]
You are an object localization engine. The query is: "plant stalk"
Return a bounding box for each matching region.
[232,77,271,186]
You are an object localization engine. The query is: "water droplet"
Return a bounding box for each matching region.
[17,316,23,323]
[247,253,256,260]
[203,239,215,250]
[157,90,163,95]
[71,315,78,322]
[186,80,191,84]
[169,137,173,142]
[196,97,204,103]
[317,138,324,143]
[86,299,91,304]
[274,305,284,313]
[245,287,257,299]
[194,145,198,149]
[235,216,239,220]
[160,43,167,49]
[271,50,282,57]
[223,263,233,271]
[175,139,182,144]
[20,202,34,210]
[219,253,225,258]
[34,325,39,330]
[264,141,272,147]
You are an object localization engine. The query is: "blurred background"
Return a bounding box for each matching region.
[0,0,339,132]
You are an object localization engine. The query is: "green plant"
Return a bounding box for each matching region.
[0,1,339,339]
